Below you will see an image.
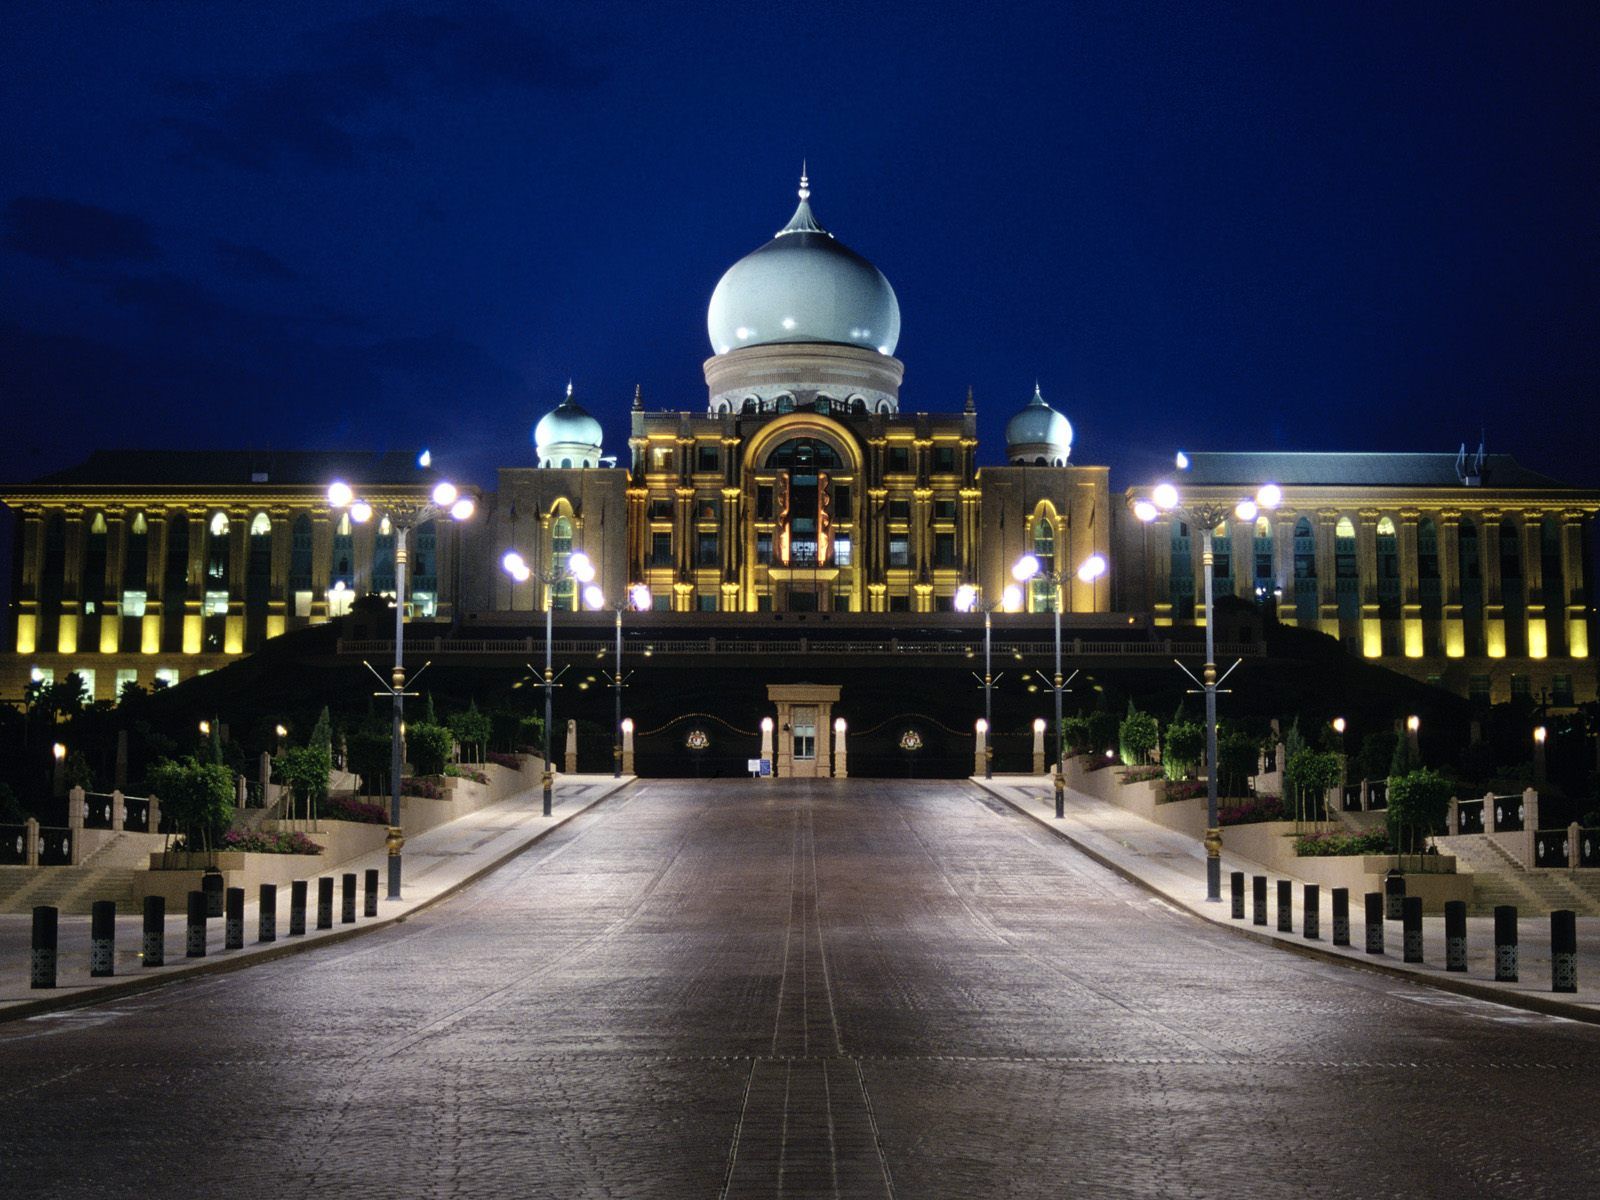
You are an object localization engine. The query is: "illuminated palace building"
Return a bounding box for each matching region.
[4,177,1597,708]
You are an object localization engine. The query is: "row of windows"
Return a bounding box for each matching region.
[642,439,963,477]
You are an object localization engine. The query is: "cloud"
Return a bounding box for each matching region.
[160,3,611,171]
[213,238,298,281]
[3,196,160,266]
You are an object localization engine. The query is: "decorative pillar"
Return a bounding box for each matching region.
[1315,510,1339,637]
[57,508,86,653]
[225,508,249,654]
[182,510,206,655]
[832,718,848,778]
[1521,512,1547,659]
[99,510,127,654]
[309,511,333,622]
[1272,513,1296,626]
[973,719,988,777]
[1559,513,1588,658]
[14,507,45,654]
[1357,510,1381,658]
[759,716,775,778]
[1481,510,1505,657]
[1032,718,1046,774]
[621,718,635,774]
[141,510,167,654]
[1149,515,1173,626]
[1399,510,1422,658]
[564,718,578,774]
[267,509,292,639]
[1439,511,1465,658]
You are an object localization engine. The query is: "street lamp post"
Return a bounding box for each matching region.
[1132,475,1282,901]
[597,583,652,778]
[1010,553,1108,817]
[954,582,1023,779]
[502,548,599,815]
[327,475,476,900]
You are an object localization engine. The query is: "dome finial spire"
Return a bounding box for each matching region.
[565,378,573,400]
[799,161,809,201]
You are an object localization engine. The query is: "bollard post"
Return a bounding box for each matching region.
[1494,905,1518,982]
[31,905,58,988]
[258,883,277,943]
[316,877,333,930]
[1385,871,1406,921]
[224,887,244,950]
[1303,884,1320,940]
[1331,888,1350,946]
[1277,880,1293,932]
[364,868,379,918]
[90,899,116,977]
[289,880,308,936]
[1444,900,1467,972]
[142,895,165,967]
[1364,893,1384,954]
[1252,875,1268,926]
[1230,871,1245,920]
[1402,896,1424,963]
[341,873,357,924]
[202,870,225,918]
[1551,910,1577,994]
[185,890,207,958]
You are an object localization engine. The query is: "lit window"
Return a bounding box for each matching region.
[888,535,910,567]
[250,512,271,536]
[210,512,229,537]
[154,667,179,689]
[410,591,437,618]
[75,669,95,700]
[121,590,148,618]
[293,591,312,618]
[115,669,138,700]
[327,586,354,618]
[203,591,230,617]
[834,536,852,566]
[30,666,54,686]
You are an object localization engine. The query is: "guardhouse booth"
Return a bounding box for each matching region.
[767,684,842,778]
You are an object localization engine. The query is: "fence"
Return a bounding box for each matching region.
[337,636,1265,660]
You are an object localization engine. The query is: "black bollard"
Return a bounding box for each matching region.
[258,883,277,943]
[31,905,58,989]
[90,899,116,977]
[1385,871,1406,921]
[1444,901,1467,972]
[289,879,307,937]
[1494,905,1518,982]
[316,877,333,930]
[1303,885,1320,941]
[341,873,357,924]
[185,890,207,958]
[1402,896,1424,963]
[1551,910,1577,994]
[142,895,165,967]
[1252,875,1268,926]
[1277,880,1293,932]
[364,868,379,918]
[1331,887,1350,947]
[1364,892,1384,954]
[202,870,225,918]
[224,887,245,950]
[1230,871,1245,919]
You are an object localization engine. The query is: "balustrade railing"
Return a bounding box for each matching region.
[337,635,1265,659]
[0,824,26,865]
[1492,794,1525,832]
[1456,798,1484,834]
[1580,830,1600,869]
[1533,829,1570,869]
[37,827,73,866]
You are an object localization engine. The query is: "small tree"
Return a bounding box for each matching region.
[1118,702,1159,766]
[1386,767,1452,855]
[278,708,333,820]
[149,756,235,855]
[1163,722,1204,781]
[1062,716,1092,755]
[1285,747,1342,829]
[1216,732,1259,798]
[447,701,493,764]
[407,723,454,777]
[1389,730,1420,777]
[1086,710,1119,758]
[1358,732,1398,783]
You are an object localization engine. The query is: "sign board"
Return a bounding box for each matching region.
[749,758,773,777]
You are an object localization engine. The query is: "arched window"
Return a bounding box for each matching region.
[1170,517,1195,620]
[246,512,272,648]
[123,511,149,592]
[1293,516,1316,625]
[741,396,759,414]
[289,514,313,592]
[1031,517,1056,612]
[1376,515,1399,620]
[775,394,795,414]
[206,512,230,587]
[332,512,354,590]
[373,517,396,595]
[550,515,575,610]
[1252,516,1273,600]
[764,438,843,470]
[1334,516,1358,624]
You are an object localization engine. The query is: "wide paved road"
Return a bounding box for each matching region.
[4,780,1599,1198]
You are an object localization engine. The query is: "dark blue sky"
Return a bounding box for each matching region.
[3,0,1596,493]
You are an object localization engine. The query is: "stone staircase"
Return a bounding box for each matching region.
[1434,833,1600,917]
[0,833,169,915]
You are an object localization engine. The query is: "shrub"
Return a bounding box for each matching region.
[447,702,493,764]
[407,723,454,776]
[1118,703,1159,766]
[1294,830,1391,857]
[325,795,390,825]
[1163,721,1203,781]
[346,730,393,793]
[1284,747,1342,823]
[149,756,235,852]
[1358,732,1398,783]
[219,829,323,855]
[1162,779,1206,804]
[445,766,489,784]
[487,751,523,770]
[1087,710,1119,756]
[1062,716,1093,755]
[1121,765,1162,784]
[402,776,445,799]
[1387,768,1453,854]
[1218,795,1287,826]
[1216,733,1259,798]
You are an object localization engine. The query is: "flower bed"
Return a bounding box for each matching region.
[1162,779,1206,804]
[1218,795,1286,826]
[445,766,490,784]
[1294,830,1391,857]
[325,795,390,825]
[220,829,323,855]
[487,751,523,770]
[1121,766,1162,784]
[402,776,445,799]
[1084,754,1119,772]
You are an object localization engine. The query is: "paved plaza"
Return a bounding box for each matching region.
[3,779,1600,1198]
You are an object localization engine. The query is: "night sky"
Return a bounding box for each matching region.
[4,1,1596,499]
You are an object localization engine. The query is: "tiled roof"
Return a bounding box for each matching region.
[30,450,431,487]
[1161,452,1569,490]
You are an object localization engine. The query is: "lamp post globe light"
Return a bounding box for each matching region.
[502,546,597,815]
[1010,551,1108,818]
[955,582,1023,779]
[595,582,652,779]
[327,473,476,901]
[1132,471,1281,902]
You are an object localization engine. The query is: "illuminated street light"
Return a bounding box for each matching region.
[1131,473,1283,902]
[326,464,477,901]
[955,583,1016,779]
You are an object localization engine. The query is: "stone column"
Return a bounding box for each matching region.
[183,510,207,655]
[973,719,987,776]
[226,509,249,653]
[761,716,777,777]
[100,510,127,654]
[1032,718,1046,774]
[14,507,46,654]
[621,719,635,774]
[1481,510,1505,657]
[1399,509,1422,658]
[564,718,578,774]
[1559,513,1589,659]
[1357,510,1380,657]
[1520,512,1546,659]
[1438,511,1464,658]
[833,719,848,778]
[1315,510,1339,637]
[58,509,86,653]
[1272,513,1296,625]
[142,510,168,654]
[1149,515,1172,626]
[267,509,292,639]
[310,511,333,622]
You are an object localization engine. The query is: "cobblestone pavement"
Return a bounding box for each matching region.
[3,779,1599,1199]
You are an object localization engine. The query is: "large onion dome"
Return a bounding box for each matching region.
[1005,383,1073,466]
[707,172,901,357]
[533,383,603,469]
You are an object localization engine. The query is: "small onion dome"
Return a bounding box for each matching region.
[533,383,604,468]
[707,170,901,357]
[1005,383,1073,466]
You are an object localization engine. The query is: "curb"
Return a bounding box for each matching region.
[970,778,1600,1028]
[0,781,634,1025]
